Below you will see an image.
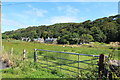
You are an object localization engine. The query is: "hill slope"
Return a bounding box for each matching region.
[2,15,120,44]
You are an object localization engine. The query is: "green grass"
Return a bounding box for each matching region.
[1,61,60,78]
[1,39,119,78]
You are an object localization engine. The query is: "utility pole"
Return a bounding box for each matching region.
[0,1,2,80]
[0,0,2,54]
[118,1,120,18]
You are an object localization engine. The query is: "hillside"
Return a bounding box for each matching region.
[2,15,120,44]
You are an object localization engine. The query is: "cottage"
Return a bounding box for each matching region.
[33,38,44,43]
[21,37,31,42]
[44,37,57,44]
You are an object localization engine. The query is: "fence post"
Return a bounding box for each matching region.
[108,71,112,80]
[60,53,62,73]
[78,54,80,77]
[98,54,106,79]
[2,46,4,51]
[46,51,48,70]
[34,49,37,62]
[10,47,13,55]
[23,49,26,60]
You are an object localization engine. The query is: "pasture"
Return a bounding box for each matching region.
[1,39,119,78]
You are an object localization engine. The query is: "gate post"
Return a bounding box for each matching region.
[98,54,107,79]
[23,49,26,60]
[34,49,37,62]
[78,54,80,77]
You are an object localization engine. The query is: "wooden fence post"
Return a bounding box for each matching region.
[98,54,107,79]
[34,49,37,62]
[108,71,112,80]
[78,54,80,77]
[10,48,13,55]
[2,46,4,51]
[23,49,26,60]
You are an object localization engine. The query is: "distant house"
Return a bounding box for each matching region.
[33,38,44,43]
[22,37,57,44]
[21,37,31,42]
[44,37,57,44]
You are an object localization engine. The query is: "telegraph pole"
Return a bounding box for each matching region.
[0,1,2,79]
[118,1,120,18]
[0,0,2,54]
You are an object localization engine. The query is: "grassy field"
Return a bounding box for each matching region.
[1,39,119,78]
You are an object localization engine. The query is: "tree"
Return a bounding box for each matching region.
[12,34,21,40]
[101,22,118,42]
[116,18,120,24]
[90,27,107,42]
[2,34,8,39]
[80,34,94,43]
[57,36,68,44]
[2,15,119,43]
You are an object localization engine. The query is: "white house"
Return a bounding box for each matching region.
[33,38,44,43]
[44,37,57,44]
[21,37,31,42]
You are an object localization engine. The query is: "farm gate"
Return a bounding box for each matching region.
[33,49,118,79]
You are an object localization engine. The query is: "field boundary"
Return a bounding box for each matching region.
[33,49,115,78]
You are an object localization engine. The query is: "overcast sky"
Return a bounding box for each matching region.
[2,1,119,32]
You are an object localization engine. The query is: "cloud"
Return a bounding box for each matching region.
[2,18,28,32]
[50,16,78,24]
[66,6,80,16]
[108,13,118,16]
[51,5,81,24]
[57,5,80,16]
[2,4,48,32]
[2,18,27,28]
[13,13,29,21]
[26,5,48,17]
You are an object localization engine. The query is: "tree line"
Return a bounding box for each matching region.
[2,15,120,44]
